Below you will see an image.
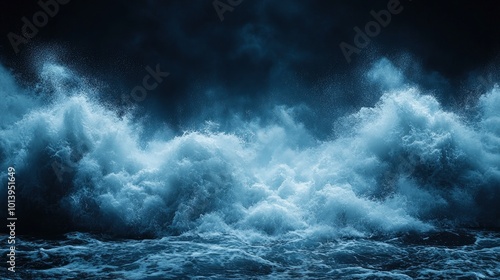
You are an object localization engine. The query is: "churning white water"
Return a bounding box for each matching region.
[0,59,499,278]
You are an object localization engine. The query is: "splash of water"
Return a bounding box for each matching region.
[0,60,499,238]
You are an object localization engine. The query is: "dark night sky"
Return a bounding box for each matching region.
[1,0,499,133]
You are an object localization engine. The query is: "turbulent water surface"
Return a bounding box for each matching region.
[0,230,499,279]
[0,60,499,279]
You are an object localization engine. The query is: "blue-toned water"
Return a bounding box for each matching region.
[1,230,499,279]
[0,60,499,279]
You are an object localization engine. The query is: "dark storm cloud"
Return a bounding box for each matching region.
[1,0,499,131]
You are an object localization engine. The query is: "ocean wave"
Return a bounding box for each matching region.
[1,60,499,238]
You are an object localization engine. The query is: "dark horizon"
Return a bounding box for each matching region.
[0,1,499,134]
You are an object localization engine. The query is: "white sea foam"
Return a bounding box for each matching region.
[0,60,498,238]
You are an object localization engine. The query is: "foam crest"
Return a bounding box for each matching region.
[1,61,498,238]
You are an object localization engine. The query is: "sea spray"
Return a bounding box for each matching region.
[0,61,499,239]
